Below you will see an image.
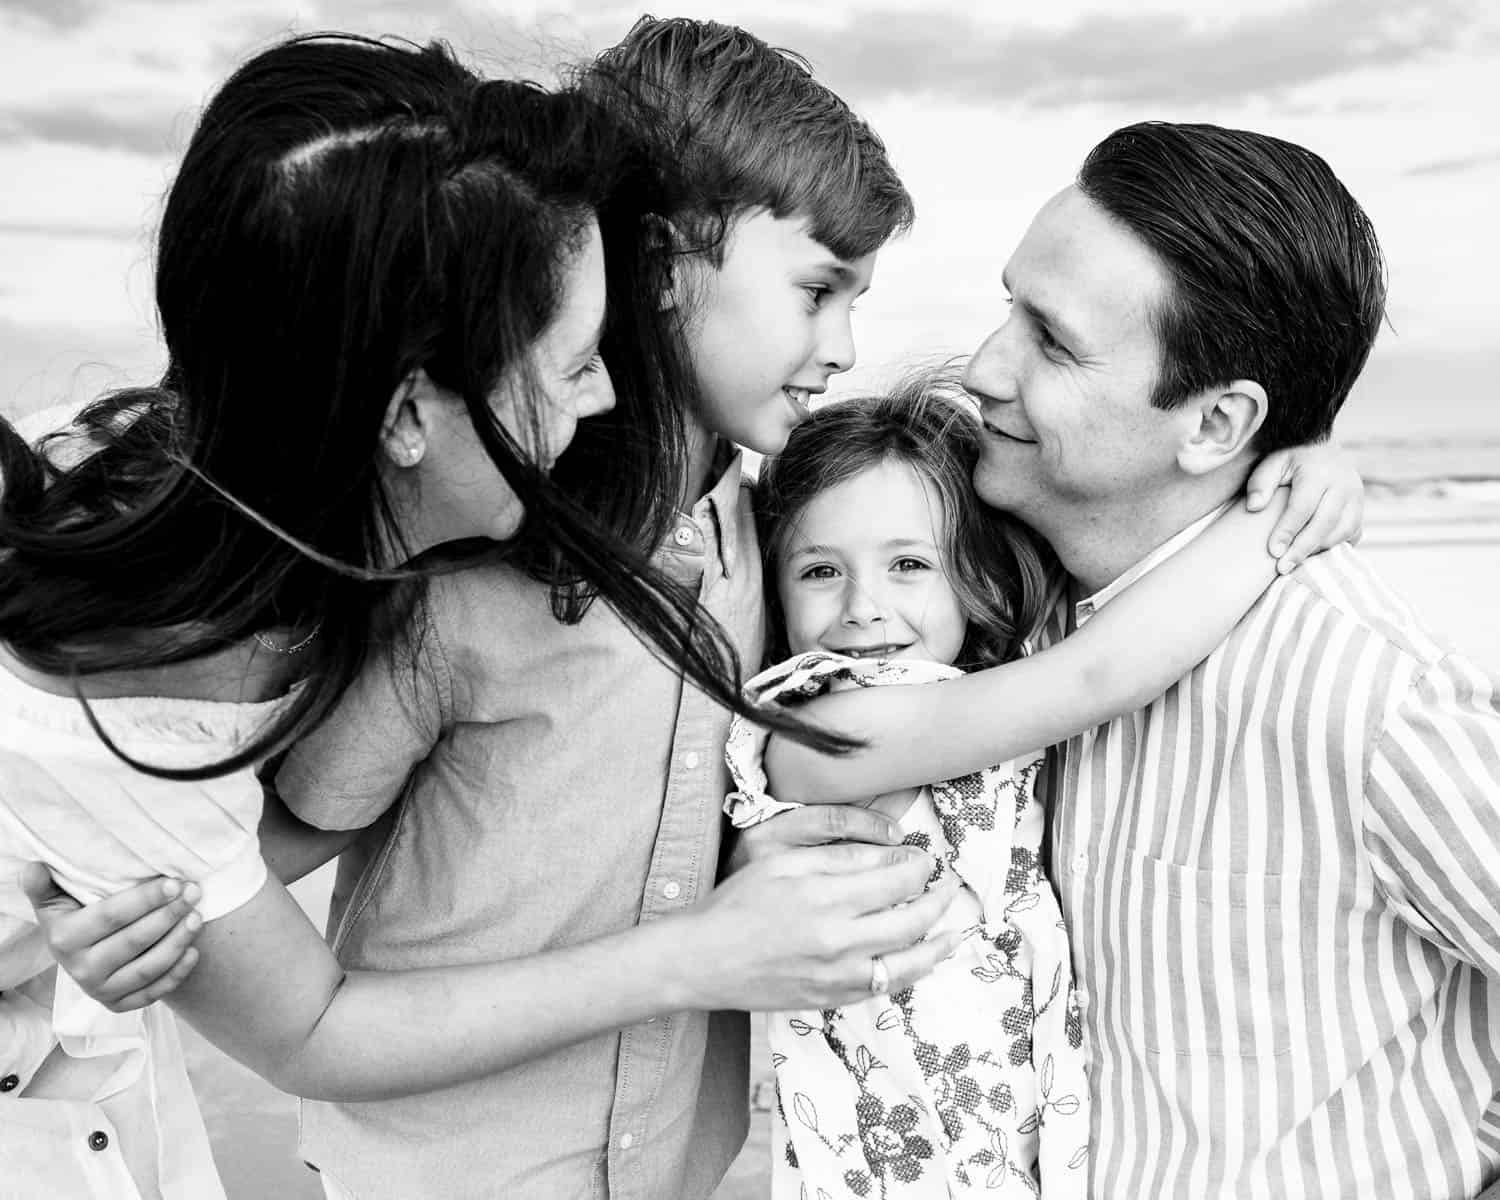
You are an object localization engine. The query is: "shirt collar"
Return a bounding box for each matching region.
[1074,500,1234,627]
[680,448,746,578]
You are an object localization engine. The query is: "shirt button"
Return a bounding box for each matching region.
[1070,852,1088,876]
[673,527,693,547]
[88,1130,110,1152]
[0,1074,19,1092]
[683,752,701,770]
[620,1133,635,1150]
[662,881,681,900]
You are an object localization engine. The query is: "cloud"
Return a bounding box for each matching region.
[0,220,140,240]
[1404,148,1500,176]
[0,104,182,155]
[0,0,99,32]
[737,0,1485,108]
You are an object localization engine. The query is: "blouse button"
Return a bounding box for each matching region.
[673,526,693,547]
[620,1133,635,1150]
[88,1130,110,1152]
[0,1074,19,1092]
[683,752,701,770]
[1070,852,1088,876]
[662,881,682,900]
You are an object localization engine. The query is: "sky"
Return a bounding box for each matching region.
[0,0,1495,441]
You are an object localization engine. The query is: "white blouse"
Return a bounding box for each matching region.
[0,662,285,1199]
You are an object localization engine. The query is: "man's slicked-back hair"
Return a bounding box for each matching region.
[581,15,913,263]
[1077,121,1386,454]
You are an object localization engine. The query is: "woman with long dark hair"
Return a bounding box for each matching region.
[0,34,946,1199]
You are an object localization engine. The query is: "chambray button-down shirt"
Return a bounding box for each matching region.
[278,458,764,1200]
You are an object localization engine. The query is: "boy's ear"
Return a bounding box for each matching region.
[644,213,691,314]
[1176,380,1268,477]
[380,369,441,469]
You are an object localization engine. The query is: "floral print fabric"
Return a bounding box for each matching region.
[726,652,1089,1197]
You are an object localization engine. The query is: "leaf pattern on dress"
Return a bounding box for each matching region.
[728,653,1090,1197]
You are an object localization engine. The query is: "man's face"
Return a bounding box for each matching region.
[963,186,1189,533]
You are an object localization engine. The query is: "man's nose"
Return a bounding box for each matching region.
[962,323,1019,403]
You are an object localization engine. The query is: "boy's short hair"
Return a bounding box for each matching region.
[582,15,913,261]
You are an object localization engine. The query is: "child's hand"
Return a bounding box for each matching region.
[19,863,203,1012]
[1245,440,1364,574]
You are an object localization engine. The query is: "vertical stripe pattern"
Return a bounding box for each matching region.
[1046,544,1500,1198]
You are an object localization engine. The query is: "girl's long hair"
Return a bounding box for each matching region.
[756,365,1064,672]
[0,33,843,779]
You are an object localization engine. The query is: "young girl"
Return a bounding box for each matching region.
[725,372,1355,1197]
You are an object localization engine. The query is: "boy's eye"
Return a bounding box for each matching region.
[802,284,829,306]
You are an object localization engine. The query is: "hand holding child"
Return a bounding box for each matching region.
[19,864,203,1012]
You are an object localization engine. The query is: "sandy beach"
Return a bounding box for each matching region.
[171,503,1500,1199]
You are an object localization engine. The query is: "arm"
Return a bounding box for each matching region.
[1362,654,1500,978]
[163,840,961,1101]
[768,496,1287,804]
[256,782,363,886]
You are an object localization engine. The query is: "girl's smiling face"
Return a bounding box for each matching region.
[776,457,969,666]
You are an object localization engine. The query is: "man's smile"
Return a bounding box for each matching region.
[982,420,1037,445]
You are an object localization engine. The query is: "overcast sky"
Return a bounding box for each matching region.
[1,0,1495,439]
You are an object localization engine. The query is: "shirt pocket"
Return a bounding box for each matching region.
[1121,852,1292,1059]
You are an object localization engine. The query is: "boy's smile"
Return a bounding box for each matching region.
[679,210,875,458]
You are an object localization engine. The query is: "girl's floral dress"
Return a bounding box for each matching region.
[726,652,1089,1198]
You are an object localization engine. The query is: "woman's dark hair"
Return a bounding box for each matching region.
[1078,121,1386,453]
[757,365,1062,672]
[0,33,825,778]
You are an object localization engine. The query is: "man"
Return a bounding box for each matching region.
[963,121,1500,1197]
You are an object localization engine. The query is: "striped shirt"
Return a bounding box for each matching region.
[1042,514,1500,1198]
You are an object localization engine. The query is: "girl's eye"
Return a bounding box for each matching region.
[799,564,838,581]
[572,353,603,381]
[803,285,829,307]
[892,557,929,573]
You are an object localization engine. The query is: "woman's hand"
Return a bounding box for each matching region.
[672,839,962,1011]
[19,863,203,1011]
[1246,439,1364,572]
[723,804,902,875]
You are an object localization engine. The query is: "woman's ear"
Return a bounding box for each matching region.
[380,369,439,469]
[1176,379,1268,477]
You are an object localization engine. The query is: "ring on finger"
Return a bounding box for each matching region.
[869,954,890,996]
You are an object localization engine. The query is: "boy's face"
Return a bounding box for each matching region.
[679,210,876,455]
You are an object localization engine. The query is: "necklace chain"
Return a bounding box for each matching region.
[252,624,321,655]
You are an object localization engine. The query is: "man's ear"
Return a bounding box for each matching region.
[1176,380,1268,476]
[380,368,441,469]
